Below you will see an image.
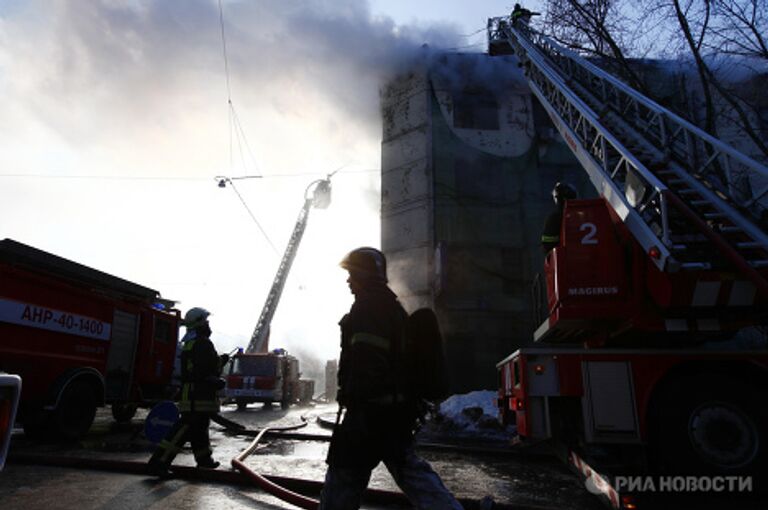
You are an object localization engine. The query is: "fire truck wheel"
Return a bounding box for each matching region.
[236,399,248,411]
[652,377,765,475]
[111,402,137,423]
[280,398,290,410]
[54,380,97,441]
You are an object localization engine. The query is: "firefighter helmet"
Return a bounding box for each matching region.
[552,182,577,206]
[340,247,388,283]
[182,307,210,328]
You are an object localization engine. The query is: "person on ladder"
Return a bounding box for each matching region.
[511,3,540,26]
[148,307,225,477]
[541,182,578,254]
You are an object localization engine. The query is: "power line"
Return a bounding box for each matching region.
[460,26,487,38]
[217,0,233,103]
[218,0,261,177]
[0,169,379,181]
[225,179,280,255]
[216,0,276,254]
[0,174,209,181]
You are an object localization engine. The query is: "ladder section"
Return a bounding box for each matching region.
[247,199,312,353]
[246,178,331,353]
[489,19,768,286]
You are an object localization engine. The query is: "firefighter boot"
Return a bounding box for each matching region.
[147,459,172,479]
[197,457,220,469]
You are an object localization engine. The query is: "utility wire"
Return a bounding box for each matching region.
[226,179,280,255]
[230,103,261,175]
[0,174,210,181]
[218,0,260,178]
[218,0,233,103]
[0,169,379,181]
[460,26,487,38]
[217,0,276,253]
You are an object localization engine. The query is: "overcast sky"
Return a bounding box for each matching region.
[0,0,543,371]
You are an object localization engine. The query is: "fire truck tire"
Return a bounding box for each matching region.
[111,402,138,423]
[54,380,98,441]
[236,399,248,411]
[280,398,290,410]
[652,376,765,476]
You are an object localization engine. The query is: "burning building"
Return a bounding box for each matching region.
[380,51,588,392]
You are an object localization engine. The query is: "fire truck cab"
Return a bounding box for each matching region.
[222,349,301,410]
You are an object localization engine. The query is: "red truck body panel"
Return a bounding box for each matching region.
[498,348,768,440]
[0,239,179,416]
[538,199,767,345]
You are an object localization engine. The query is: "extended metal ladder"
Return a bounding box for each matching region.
[487,18,768,294]
[246,179,331,353]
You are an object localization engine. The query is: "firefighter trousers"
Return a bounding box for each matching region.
[320,404,462,510]
[148,412,214,469]
[319,445,464,510]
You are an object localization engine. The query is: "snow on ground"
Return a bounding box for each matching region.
[440,390,498,420]
[418,390,514,442]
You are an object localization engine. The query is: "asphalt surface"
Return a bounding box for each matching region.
[0,402,607,509]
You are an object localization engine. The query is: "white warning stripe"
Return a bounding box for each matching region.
[728,281,757,307]
[665,318,721,332]
[692,281,720,307]
[690,279,757,307]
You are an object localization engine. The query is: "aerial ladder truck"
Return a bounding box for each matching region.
[488,17,768,509]
[221,177,331,410]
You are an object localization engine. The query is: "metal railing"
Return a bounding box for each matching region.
[487,17,768,269]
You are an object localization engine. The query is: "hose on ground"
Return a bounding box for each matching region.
[231,422,320,510]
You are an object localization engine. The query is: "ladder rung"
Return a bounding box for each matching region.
[704,212,725,219]
[738,241,762,249]
[671,234,707,242]
[681,262,712,270]
[691,200,710,206]
[749,260,768,268]
[671,244,687,251]
[678,189,698,195]
[719,226,742,233]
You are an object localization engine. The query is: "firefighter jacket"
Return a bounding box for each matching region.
[337,282,408,408]
[178,329,221,414]
[541,207,564,253]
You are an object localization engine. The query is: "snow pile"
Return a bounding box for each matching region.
[418,390,514,442]
[439,390,498,422]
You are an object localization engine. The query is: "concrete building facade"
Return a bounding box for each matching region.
[380,52,588,392]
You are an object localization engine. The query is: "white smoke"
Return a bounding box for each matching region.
[0,1,465,368]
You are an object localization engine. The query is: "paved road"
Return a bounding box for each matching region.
[1,402,604,510]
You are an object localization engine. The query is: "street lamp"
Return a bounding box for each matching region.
[215,175,263,188]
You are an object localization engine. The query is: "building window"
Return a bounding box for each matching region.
[453,89,499,130]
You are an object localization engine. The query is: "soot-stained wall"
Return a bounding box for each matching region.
[381,52,590,392]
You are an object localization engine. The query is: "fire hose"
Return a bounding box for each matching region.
[231,420,320,510]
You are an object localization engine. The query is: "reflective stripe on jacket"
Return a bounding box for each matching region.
[338,284,408,408]
[179,335,221,414]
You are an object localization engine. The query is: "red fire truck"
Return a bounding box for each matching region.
[497,200,767,506]
[0,239,180,440]
[488,18,768,508]
[222,348,304,410]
